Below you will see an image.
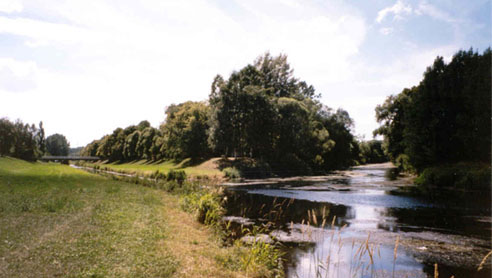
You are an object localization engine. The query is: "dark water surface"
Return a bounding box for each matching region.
[224,165,491,278]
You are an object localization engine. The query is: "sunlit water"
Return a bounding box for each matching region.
[224,166,491,278]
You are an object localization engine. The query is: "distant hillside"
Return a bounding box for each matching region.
[68,147,83,156]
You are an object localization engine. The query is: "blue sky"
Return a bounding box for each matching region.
[0,0,490,147]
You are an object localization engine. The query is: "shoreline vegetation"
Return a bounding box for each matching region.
[374,48,491,192]
[75,157,491,198]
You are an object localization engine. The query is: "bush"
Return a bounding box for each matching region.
[150,170,166,180]
[275,153,312,176]
[395,154,414,172]
[223,167,241,179]
[167,170,186,184]
[181,192,223,225]
[197,193,223,225]
[415,162,491,190]
[235,159,273,179]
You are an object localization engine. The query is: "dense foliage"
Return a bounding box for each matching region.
[0,118,45,161]
[358,140,388,164]
[46,133,70,156]
[82,120,162,161]
[69,147,83,156]
[374,48,491,173]
[209,53,359,174]
[81,103,211,162]
[82,53,359,174]
[161,101,211,159]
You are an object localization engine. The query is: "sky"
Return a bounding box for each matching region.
[0,0,490,147]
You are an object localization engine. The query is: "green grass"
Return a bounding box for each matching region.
[0,157,257,278]
[0,157,177,277]
[87,158,223,177]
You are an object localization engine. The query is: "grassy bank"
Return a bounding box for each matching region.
[0,157,263,278]
[79,158,223,178]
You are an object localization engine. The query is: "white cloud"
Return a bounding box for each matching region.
[0,0,22,13]
[379,27,394,35]
[0,58,37,92]
[376,0,412,23]
[0,0,474,146]
[416,1,457,23]
[0,16,99,46]
[317,43,460,138]
[0,0,368,146]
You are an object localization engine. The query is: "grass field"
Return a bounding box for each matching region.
[0,157,247,278]
[85,158,224,177]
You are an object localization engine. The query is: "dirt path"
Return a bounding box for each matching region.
[161,193,249,278]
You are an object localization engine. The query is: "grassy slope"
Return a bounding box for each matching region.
[0,157,246,278]
[91,158,223,177]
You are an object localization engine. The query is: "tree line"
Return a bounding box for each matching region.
[0,118,70,160]
[82,53,384,174]
[374,48,491,173]
[0,118,46,161]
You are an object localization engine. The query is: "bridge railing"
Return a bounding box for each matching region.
[40,156,100,161]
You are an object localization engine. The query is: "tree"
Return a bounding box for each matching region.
[161,101,211,159]
[0,118,15,156]
[0,118,44,161]
[46,134,70,156]
[36,121,46,156]
[79,52,360,174]
[137,120,151,131]
[374,48,491,172]
[358,140,387,164]
[124,130,140,160]
[81,122,165,161]
[208,52,358,174]
[136,127,158,159]
[81,140,99,157]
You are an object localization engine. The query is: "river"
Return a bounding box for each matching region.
[223,163,491,278]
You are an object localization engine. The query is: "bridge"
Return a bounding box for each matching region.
[40,156,100,164]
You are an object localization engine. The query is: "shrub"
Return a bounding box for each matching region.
[198,193,224,225]
[215,239,284,277]
[226,158,273,178]
[276,153,312,176]
[180,192,223,225]
[223,167,241,179]
[395,154,414,172]
[415,162,491,190]
[150,170,166,180]
[167,170,186,184]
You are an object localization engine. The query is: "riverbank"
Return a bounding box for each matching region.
[224,162,415,189]
[76,158,224,177]
[0,157,259,278]
[415,162,491,191]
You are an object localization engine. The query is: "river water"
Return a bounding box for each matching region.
[223,164,491,278]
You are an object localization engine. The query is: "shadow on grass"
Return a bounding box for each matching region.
[176,157,209,168]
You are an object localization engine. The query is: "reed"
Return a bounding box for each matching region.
[478,249,492,271]
[392,235,399,278]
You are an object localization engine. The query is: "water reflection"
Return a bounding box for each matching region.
[224,166,491,278]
